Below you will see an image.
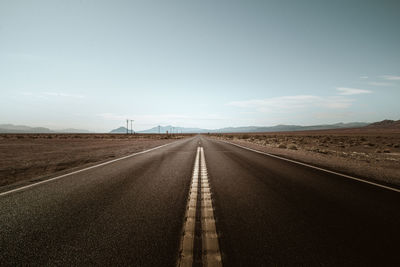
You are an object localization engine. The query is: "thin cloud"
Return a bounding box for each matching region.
[19,92,33,96]
[229,95,320,109]
[228,95,353,112]
[381,75,400,81]
[7,53,43,61]
[19,91,85,99]
[336,87,372,95]
[43,92,85,99]
[99,113,191,121]
[313,111,355,120]
[98,113,226,123]
[368,82,393,87]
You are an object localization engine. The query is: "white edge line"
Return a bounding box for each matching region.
[218,139,400,193]
[0,140,182,197]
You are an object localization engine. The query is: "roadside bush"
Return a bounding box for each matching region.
[288,144,297,150]
[240,134,250,139]
[278,143,287,149]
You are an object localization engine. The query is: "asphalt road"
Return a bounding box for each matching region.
[1,136,399,266]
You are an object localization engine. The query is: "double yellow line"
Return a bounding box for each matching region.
[178,147,222,267]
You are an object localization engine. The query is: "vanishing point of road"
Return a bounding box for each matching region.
[1,136,399,266]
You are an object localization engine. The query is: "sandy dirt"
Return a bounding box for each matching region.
[208,129,400,187]
[0,134,191,188]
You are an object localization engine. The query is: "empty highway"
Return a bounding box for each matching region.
[1,136,399,266]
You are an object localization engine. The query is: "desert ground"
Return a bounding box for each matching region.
[1,129,399,190]
[0,133,191,189]
[208,128,400,186]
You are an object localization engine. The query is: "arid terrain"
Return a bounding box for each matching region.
[0,133,191,189]
[209,127,400,186]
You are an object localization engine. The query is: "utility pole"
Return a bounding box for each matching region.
[126,119,129,134]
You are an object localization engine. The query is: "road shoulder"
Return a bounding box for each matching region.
[207,136,400,191]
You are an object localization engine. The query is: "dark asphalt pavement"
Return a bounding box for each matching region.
[1,136,399,266]
[0,137,197,266]
[202,137,400,266]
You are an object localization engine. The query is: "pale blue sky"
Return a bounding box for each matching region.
[1,0,399,132]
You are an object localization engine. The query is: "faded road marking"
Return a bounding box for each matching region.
[177,146,223,267]
[178,147,200,267]
[200,147,222,267]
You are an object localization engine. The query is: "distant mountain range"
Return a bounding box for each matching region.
[207,122,370,133]
[2,120,399,134]
[110,122,372,134]
[109,127,135,134]
[0,124,91,133]
[366,119,400,129]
